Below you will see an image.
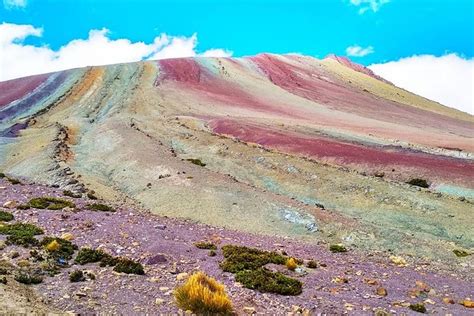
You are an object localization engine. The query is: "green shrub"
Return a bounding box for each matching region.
[69,270,86,282]
[28,197,75,210]
[329,244,347,253]
[235,268,302,295]
[63,190,81,198]
[16,204,30,210]
[220,245,286,273]
[209,250,217,257]
[7,177,21,185]
[409,303,427,313]
[0,222,43,247]
[0,172,5,178]
[113,258,144,275]
[453,249,470,257]
[6,234,39,247]
[87,203,115,212]
[194,241,217,250]
[0,223,44,236]
[75,248,108,265]
[187,158,206,167]
[15,272,43,284]
[40,237,78,260]
[0,210,14,222]
[406,178,429,188]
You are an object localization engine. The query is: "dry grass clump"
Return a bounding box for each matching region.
[174,271,232,314]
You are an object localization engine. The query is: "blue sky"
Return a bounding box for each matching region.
[1,0,473,113]
[2,0,473,64]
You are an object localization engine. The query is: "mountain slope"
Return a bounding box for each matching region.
[0,54,473,268]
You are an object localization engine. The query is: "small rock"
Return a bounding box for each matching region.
[176,272,189,281]
[159,287,169,292]
[462,300,474,308]
[242,307,256,314]
[0,240,5,250]
[443,297,455,304]
[155,224,166,230]
[60,232,74,241]
[17,260,30,267]
[147,254,167,265]
[376,287,388,296]
[155,298,165,306]
[3,200,17,209]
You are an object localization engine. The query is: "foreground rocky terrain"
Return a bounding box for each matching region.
[0,177,473,314]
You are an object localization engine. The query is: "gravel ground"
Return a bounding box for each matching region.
[1,178,473,315]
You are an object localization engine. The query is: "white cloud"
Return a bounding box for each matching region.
[346,45,374,57]
[369,54,474,114]
[3,0,27,9]
[0,22,232,81]
[349,0,390,14]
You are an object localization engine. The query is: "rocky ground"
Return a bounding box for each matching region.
[0,177,473,315]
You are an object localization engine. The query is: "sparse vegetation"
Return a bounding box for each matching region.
[286,258,297,271]
[194,241,217,250]
[174,271,233,314]
[75,248,109,265]
[406,178,429,188]
[0,172,5,178]
[113,258,144,275]
[409,303,427,313]
[16,204,30,210]
[0,210,14,222]
[209,250,217,257]
[63,190,81,198]
[15,272,43,285]
[187,158,206,167]
[87,203,115,212]
[220,245,286,273]
[329,244,347,253]
[453,249,470,257]
[40,237,78,260]
[69,270,86,282]
[235,268,302,295]
[6,177,21,185]
[28,197,75,210]
[0,223,44,247]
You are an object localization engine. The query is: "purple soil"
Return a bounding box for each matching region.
[1,179,473,314]
[209,118,474,187]
[0,74,49,108]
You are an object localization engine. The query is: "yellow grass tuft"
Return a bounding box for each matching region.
[286,257,298,271]
[174,271,233,314]
[45,239,61,252]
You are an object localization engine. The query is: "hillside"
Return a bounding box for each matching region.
[0,54,473,313]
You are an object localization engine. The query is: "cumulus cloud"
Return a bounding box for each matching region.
[346,45,374,57]
[349,0,390,14]
[369,54,474,114]
[0,22,232,81]
[3,0,27,9]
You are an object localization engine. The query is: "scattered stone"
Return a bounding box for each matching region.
[242,307,256,314]
[442,297,455,304]
[462,300,474,308]
[147,254,167,265]
[176,272,188,281]
[3,200,18,209]
[376,287,388,296]
[155,298,165,306]
[60,232,74,241]
[159,287,169,292]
